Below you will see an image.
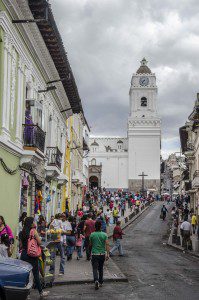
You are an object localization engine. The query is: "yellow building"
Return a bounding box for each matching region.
[70,114,84,213]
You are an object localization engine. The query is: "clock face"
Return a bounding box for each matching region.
[139,76,149,86]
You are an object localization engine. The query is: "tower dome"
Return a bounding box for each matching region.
[136,58,151,74]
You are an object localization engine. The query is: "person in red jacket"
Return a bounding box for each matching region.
[109,221,125,256]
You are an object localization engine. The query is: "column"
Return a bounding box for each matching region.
[15,57,24,146]
[1,33,9,137]
[31,177,35,217]
[5,40,12,131]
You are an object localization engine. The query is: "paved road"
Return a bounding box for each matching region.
[30,202,199,299]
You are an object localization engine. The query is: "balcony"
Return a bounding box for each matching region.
[192,170,199,188]
[45,147,62,180]
[46,147,62,170]
[23,124,45,153]
[72,169,83,185]
[83,137,89,151]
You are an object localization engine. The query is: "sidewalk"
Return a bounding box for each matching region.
[167,223,199,258]
[52,201,153,285]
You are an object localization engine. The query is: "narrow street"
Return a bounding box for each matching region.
[30,202,199,299]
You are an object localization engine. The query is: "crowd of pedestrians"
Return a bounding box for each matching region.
[0,188,154,295]
[170,194,199,250]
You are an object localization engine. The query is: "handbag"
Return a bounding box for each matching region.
[27,229,41,257]
[160,212,163,219]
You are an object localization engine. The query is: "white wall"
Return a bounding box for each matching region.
[128,135,160,180]
[89,137,128,189]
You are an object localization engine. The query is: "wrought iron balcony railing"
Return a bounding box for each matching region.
[46,147,62,170]
[23,124,45,153]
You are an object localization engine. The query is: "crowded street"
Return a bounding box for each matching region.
[29,201,199,300]
[1,1,199,300]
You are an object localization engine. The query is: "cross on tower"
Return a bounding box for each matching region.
[138,172,148,195]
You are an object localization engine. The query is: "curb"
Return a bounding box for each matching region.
[53,276,128,286]
[166,242,199,259]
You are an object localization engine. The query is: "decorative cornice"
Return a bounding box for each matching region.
[1,3,71,120]
[128,119,161,127]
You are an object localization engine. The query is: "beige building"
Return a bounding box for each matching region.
[180,93,199,217]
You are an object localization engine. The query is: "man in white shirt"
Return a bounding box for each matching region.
[61,214,72,244]
[50,214,62,230]
[180,217,192,250]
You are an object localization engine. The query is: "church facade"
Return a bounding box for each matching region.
[89,59,161,192]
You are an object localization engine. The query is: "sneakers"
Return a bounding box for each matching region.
[40,291,49,298]
[77,257,79,260]
[95,281,99,290]
[99,283,103,287]
[58,272,64,276]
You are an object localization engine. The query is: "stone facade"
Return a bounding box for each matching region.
[128,179,161,193]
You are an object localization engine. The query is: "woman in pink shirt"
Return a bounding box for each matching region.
[76,229,85,260]
[0,216,14,243]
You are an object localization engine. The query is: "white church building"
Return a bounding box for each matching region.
[89,59,161,192]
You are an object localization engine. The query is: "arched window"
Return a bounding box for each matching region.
[141,97,147,107]
[91,158,96,165]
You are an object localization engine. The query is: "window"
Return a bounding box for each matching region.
[91,158,96,165]
[141,97,147,107]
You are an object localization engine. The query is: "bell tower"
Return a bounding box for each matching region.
[128,58,161,193]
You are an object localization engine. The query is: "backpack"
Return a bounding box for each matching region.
[27,229,41,257]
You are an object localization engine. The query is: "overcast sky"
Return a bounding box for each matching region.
[51,0,199,158]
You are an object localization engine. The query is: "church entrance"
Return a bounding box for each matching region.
[89,176,99,189]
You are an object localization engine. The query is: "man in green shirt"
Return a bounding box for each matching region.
[90,220,109,290]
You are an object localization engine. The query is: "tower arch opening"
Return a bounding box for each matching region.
[141,97,147,107]
[89,176,99,189]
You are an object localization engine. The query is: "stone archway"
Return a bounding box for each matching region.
[89,176,99,189]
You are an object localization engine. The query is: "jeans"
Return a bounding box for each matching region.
[113,216,118,224]
[91,255,105,284]
[76,246,82,258]
[21,250,42,293]
[110,239,124,255]
[66,236,76,257]
[49,242,65,274]
[192,224,196,234]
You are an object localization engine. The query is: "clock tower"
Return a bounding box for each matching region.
[128,58,161,193]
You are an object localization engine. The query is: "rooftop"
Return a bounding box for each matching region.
[136,58,152,74]
[28,0,83,114]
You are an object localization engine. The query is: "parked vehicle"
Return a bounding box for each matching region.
[0,257,33,300]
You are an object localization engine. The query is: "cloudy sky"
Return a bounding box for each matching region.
[51,0,199,158]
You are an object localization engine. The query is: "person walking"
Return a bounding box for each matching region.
[20,217,49,297]
[180,216,192,250]
[75,228,84,260]
[161,205,168,221]
[49,214,65,275]
[191,212,197,234]
[113,207,119,224]
[90,221,109,290]
[121,202,125,217]
[109,221,124,256]
[66,216,76,261]
[84,213,95,260]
